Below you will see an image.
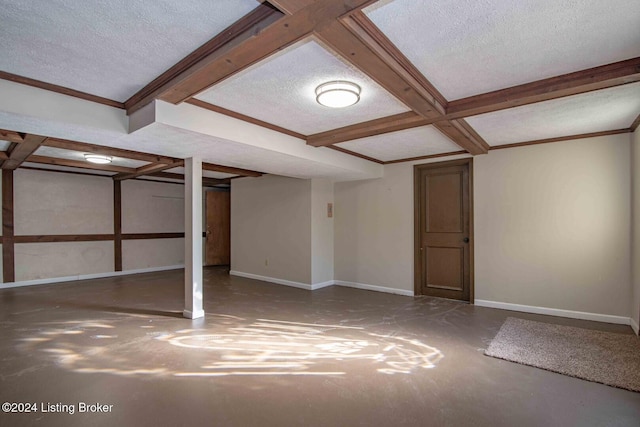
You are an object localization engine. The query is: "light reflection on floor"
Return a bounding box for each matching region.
[17,314,444,378]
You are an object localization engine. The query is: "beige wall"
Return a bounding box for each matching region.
[15,169,113,235]
[632,129,640,332]
[311,179,334,285]
[122,238,184,271]
[15,241,114,281]
[122,180,184,233]
[231,175,312,284]
[5,170,187,284]
[335,134,632,317]
[474,135,631,316]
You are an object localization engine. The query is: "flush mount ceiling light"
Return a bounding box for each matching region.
[84,154,112,164]
[315,81,361,108]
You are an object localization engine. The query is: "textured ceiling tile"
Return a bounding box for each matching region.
[337,125,462,161]
[195,38,410,135]
[465,83,640,146]
[0,0,259,101]
[366,0,640,100]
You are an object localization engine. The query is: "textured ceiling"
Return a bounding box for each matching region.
[337,126,462,161]
[466,83,640,146]
[34,146,148,168]
[366,0,640,100]
[195,38,409,135]
[0,0,259,101]
[128,122,377,180]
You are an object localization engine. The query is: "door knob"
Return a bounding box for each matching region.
[463,237,469,243]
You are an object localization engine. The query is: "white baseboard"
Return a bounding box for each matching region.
[228,272,413,296]
[311,280,334,290]
[334,280,414,297]
[229,270,315,291]
[475,299,631,326]
[0,264,184,290]
[631,317,639,335]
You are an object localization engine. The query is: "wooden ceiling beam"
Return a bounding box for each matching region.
[317,12,488,154]
[316,22,442,122]
[113,160,185,181]
[43,138,179,164]
[266,0,317,15]
[432,120,490,156]
[338,12,448,114]
[125,3,284,114]
[307,111,426,147]
[148,0,376,110]
[202,162,263,177]
[0,129,25,144]
[2,134,48,170]
[306,57,640,149]
[26,155,135,174]
[446,57,640,119]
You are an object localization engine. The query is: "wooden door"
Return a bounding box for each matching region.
[414,159,473,301]
[205,190,230,266]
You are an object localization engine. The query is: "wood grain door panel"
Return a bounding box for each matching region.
[415,159,473,302]
[205,190,230,266]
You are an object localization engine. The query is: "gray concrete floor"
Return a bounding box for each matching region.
[0,267,638,427]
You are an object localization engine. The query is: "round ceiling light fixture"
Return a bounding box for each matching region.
[315,80,361,108]
[84,154,113,164]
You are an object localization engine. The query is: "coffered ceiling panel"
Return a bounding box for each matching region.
[195,38,410,135]
[466,83,640,146]
[336,126,462,162]
[366,0,640,100]
[0,0,260,102]
[33,146,148,169]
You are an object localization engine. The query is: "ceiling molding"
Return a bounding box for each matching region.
[113,160,185,181]
[307,111,426,147]
[202,162,263,177]
[489,128,631,151]
[43,137,179,164]
[26,155,135,174]
[0,70,124,109]
[0,130,25,143]
[186,99,305,139]
[383,150,467,165]
[125,3,284,114]
[327,145,385,164]
[2,134,48,170]
[447,57,640,119]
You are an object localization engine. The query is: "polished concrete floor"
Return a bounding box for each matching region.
[0,267,638,427]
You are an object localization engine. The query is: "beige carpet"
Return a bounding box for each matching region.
[485,317,640,392]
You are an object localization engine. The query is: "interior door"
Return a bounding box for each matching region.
[414,159,472,301]
[205,190,230,266]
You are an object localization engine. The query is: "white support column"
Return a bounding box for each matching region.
[184,157,204,319]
